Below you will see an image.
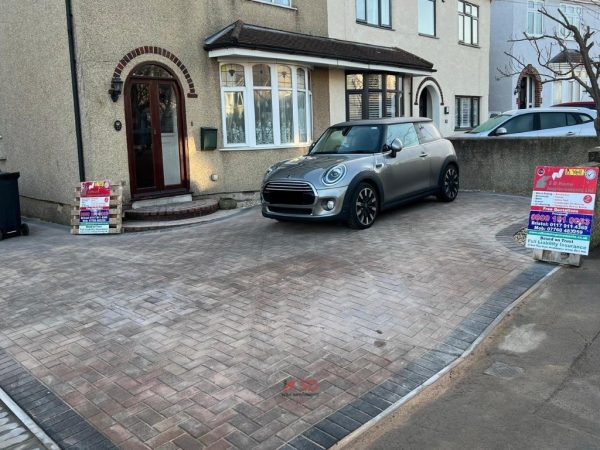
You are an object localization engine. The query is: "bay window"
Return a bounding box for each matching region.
[220,62,312,148]
[346,72,403,120]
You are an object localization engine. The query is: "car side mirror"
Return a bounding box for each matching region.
[495,127,508,136]
[390,138,403,158]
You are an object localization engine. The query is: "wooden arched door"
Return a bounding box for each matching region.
[124,63,189,199]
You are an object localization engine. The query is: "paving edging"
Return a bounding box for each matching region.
[330,265,561,450]
[0,387,60,449]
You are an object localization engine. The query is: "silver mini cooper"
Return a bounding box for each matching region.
[261,118,459,229]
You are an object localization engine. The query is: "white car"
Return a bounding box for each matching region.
[459,107,597,137]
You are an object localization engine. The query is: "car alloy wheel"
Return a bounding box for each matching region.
[443,166,459,201]
[356,186,377,227]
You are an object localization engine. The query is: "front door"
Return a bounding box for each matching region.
[125,64,188,198]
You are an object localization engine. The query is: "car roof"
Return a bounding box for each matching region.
[332,117,433,127]
[502,107,595,115]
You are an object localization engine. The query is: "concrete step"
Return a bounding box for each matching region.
[124,199,219,222]
[122,208,244,232]
[131,194,192,209]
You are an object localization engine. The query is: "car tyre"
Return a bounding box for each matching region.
[437,164,459,202]
[346,182,378,229]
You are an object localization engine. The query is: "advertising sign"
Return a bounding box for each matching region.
[79,180,111,234]
[526,166,598,255]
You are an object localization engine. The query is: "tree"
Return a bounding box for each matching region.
[499,6,600,138]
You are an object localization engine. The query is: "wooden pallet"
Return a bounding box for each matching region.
[71,184,124,235]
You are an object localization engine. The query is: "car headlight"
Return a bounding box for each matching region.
[322,164,347,186]
[264,164,277,179]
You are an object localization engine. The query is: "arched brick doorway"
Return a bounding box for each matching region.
[516,65,542,109]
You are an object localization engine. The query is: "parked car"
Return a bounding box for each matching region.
[460,107,596,137]
[552,101,595,109]
[261,118,459,229]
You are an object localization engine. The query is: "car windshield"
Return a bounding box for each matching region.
[310,125,384,154]
[469,114,512,133]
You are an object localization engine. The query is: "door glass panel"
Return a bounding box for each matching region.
[131,83,155,189]
[158,83,181,186]
[503,114,534,134]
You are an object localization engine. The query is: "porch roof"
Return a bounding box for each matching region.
[204,21,435,76]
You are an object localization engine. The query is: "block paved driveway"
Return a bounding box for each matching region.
[0,193,550,450]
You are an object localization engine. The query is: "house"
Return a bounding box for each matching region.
[326,0,491,135]
[489,0,596,114]
[0,0,489,224]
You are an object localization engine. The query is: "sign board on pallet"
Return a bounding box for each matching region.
[72,182,123,235]
[526,166,599,256]
[79,180,111,234]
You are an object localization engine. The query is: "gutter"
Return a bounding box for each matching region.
[65,0,85,182]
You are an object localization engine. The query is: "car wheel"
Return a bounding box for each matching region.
[437,164,459,202]
[347,183,378,229]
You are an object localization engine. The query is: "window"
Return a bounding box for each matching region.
[356,0,391,27]
[419,0,436,36]
[220,63,312,147]
[502,113,535,134]
[416,122,441,143]
[346,72,403,120]
[527,0,544,35]
[458,1,479,45]
[255,0,291,6]
[386,123,419,148]
[455,96,480,129]
[559,4,582,39]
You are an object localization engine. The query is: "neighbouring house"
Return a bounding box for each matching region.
[326,0,491,135]
[0,0,489,225]
[489,0,598,114]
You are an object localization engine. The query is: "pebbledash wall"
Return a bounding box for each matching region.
[0,0,330,224]
[449,136,599,194]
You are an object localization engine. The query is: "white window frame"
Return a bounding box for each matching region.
[527,0,544,36]
[559,3,582,40]
[219,61,312,149]
[249,0,293,8]
[458,0,479,46]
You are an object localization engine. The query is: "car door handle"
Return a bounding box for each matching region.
[419,153,429,158]
[375,163,383,169]
[566,131,575,136]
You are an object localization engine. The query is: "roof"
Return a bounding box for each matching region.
[549,49,583,64]
[332,117,433,127]
[204,21,434,73]
[502,107,596,116]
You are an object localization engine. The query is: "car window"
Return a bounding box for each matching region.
[566,113,577,126]
[501,113,535,134]
[577,113,594,123]
[416,122,441,143]
[386,123,419,148]
[540,113,567,129]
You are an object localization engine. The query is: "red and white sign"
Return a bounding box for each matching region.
[526,166,598,256]
[79,180,111,234]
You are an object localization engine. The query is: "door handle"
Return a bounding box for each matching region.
[419,153,429,158]
[375,163,383,169]
[566,131,575,136]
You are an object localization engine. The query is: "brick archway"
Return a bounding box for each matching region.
[113,46,197,98]
[515,64,542,107]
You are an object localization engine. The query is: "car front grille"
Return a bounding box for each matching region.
[268,206,313,215]
[262,181,316,206]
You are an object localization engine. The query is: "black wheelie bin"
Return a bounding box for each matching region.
[0,171,29,240]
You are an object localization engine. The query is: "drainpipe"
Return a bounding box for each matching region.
[65,0,85,182]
